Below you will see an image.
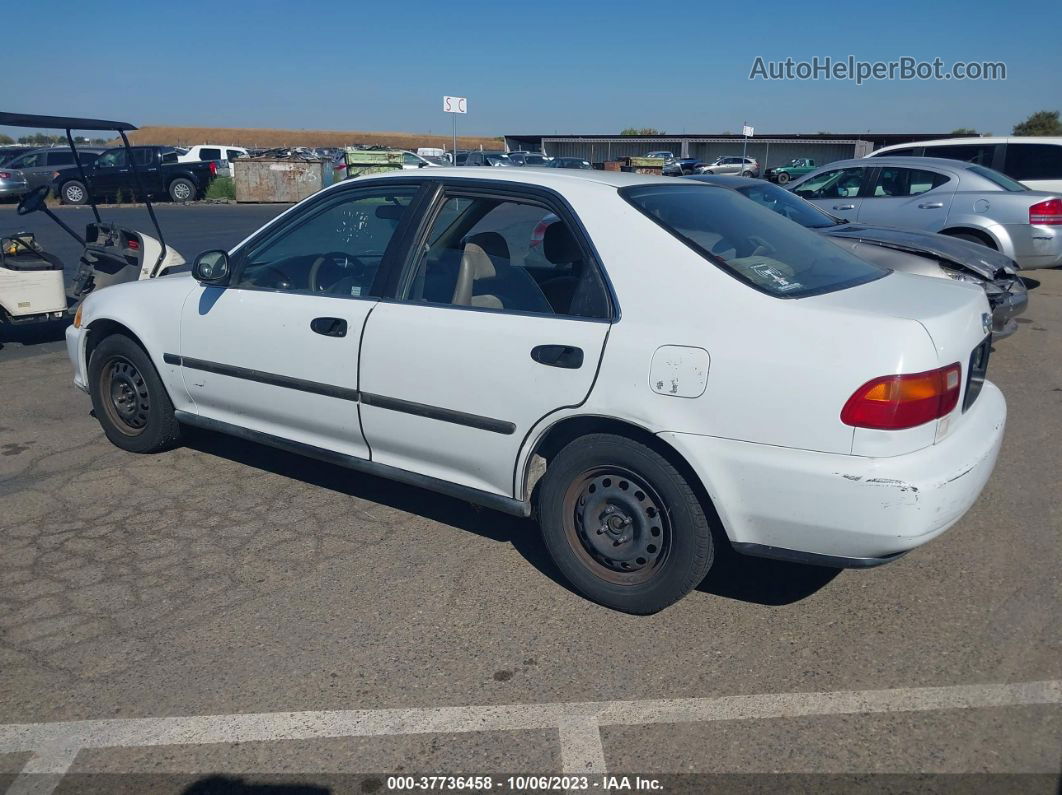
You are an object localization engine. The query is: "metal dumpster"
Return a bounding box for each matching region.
[233,158,326,203]
[338,148,404,180]
[627,156,664,175]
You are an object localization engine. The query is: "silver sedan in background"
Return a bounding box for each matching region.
[0,167,28,199]
[786,156,1062,270]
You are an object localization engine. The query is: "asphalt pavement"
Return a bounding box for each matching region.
[0,210,1059,792]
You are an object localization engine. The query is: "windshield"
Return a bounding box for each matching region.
[734,182,840,229]
[967,165,1027,191]
[622,184,886,298]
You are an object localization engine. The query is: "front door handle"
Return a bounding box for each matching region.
[833,204,856,211]
[531,344,583,369]
[310,317,347,337]
[918,201,944,209]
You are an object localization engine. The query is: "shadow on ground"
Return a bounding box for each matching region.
[186,429,838,610]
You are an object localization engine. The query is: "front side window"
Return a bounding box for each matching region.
[792,167,865,199]
[46,151,75,166]
[94,150,125,168]
[401,194,609,318]
[623,184,885,298]
[1003,143,1062,180]
[235,187,416,297]
[226,149,245,161]
[870,167,949,197]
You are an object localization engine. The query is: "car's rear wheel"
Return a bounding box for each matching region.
[168,178,195,202]
[88,334,182,453]
[61,180,88,205]
[776,172,790,184]
[538,434,714,613]
[741,170,754,177]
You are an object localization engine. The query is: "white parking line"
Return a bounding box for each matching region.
[3,680,1059,794]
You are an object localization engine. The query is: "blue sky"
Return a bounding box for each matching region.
[2,0,1059,138]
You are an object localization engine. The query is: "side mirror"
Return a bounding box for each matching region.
[418,161,427,168]
[192,249,230,284]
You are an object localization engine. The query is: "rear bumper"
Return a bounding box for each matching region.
[659,381,1006,561]
[1000,224,1062,269]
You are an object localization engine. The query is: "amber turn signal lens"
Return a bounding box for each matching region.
[841,364,962,430]
[72,305,83,329]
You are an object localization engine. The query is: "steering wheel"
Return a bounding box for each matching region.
[17,185,50,216]
[308,251,374,293]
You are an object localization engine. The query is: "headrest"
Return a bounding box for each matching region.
[543,222,580,264]
[460,242,496,280]
[464,231,510,262]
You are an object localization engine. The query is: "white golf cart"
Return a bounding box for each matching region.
[0,112,184,331]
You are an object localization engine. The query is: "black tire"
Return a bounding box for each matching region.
[537,434,714,614]
[87,334,182,453]
[944,230,995,250]
[775,172,790,185]
[741,170,754,177]
[168,178,195,203]
[61,180,88,205]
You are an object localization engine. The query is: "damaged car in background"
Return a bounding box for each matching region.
[688,174,1027,338]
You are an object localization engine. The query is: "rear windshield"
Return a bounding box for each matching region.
[967,165,1027,191]
[622,184,886,298]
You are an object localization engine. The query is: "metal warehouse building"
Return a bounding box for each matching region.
[503,132,951,170]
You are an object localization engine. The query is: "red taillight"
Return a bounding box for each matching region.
[209,161,218,175]
[127,238,140,250]
[1029,197,1062,225]
[841,364,962,430]
[0,171,10,179]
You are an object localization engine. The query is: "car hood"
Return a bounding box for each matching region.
[824,224,1017,278]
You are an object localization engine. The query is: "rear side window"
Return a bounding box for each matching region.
[1004,143,1062,180]
[198,147,222,161]
[623,184,885,298]
[870,167,949,197]
[402,195,609,318]
[924,143,997,167]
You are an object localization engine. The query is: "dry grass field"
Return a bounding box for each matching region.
[124,126,502,150]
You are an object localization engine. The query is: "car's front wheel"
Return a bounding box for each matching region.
[775,172,790,185]
[61,180,88,205]
[538,434,714,613]
[88,334,182,453]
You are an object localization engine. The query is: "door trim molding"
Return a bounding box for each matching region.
[173,410,531,517]
[164,353,515,435]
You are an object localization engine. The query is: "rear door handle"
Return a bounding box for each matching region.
[531,344,583,369]
[918,202,944,209]
[310,317,347,337]
[832,204,856,211]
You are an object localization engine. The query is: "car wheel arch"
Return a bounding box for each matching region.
[517,414,731,546]
[940,226,998,250]
[85,318,151,370]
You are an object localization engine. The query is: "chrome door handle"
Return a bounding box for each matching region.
[833,204,856,210]
[918,202,944,209]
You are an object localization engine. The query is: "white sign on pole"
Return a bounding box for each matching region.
[443,96,467,114]
[742,124,754,137]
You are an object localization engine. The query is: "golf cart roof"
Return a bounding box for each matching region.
[0,112,137,132]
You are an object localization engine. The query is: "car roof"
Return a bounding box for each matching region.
[353,166,686,190]
[874,136,1062,150]
[811,156,978,171]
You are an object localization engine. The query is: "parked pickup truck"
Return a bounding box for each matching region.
[766,158,816,185]
[53,146,218,205]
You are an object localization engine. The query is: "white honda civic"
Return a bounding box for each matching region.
[66,168,1006,613]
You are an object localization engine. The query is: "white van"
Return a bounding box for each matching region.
[176,144,249,178]
[867,137,1062,192]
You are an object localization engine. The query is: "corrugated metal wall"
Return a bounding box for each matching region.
[540,138,870,169]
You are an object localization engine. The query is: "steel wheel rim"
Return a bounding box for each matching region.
[100,355,150,435]
[561,466,671,586]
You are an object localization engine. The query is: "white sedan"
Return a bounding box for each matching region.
[66,168,1006,613]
